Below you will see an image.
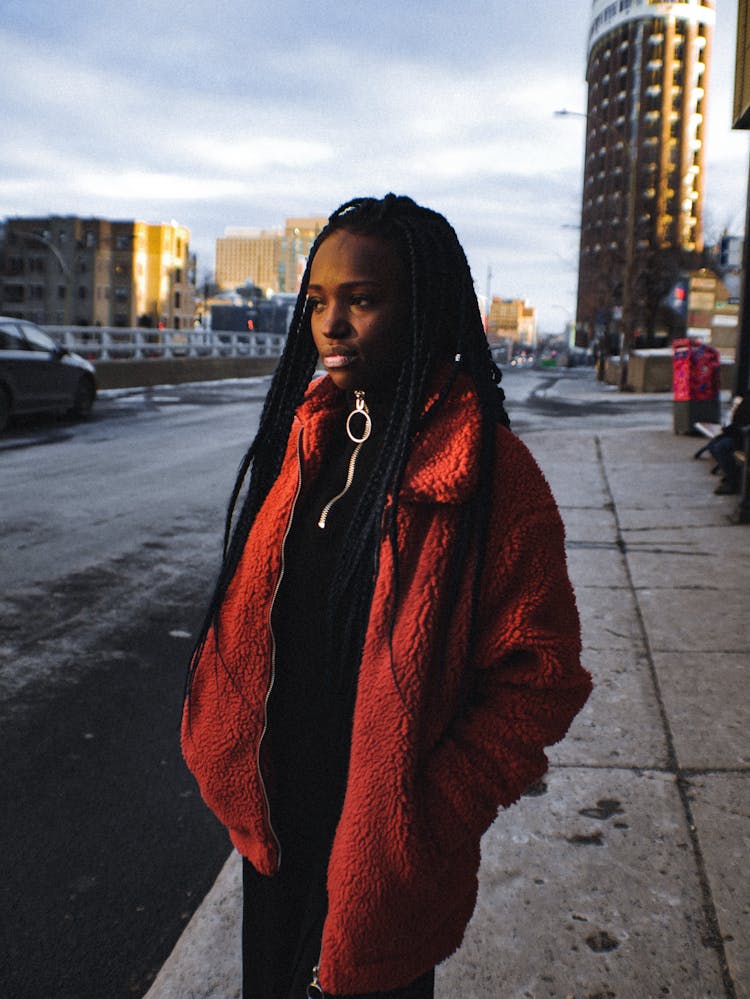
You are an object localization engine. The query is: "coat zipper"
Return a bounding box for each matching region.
[308,396,371,991]
[317,390,371,530]
[260,424,305,872]
[307,959,324,997]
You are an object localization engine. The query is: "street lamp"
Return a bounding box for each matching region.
[555,84,641,391]
[15,229,73,326]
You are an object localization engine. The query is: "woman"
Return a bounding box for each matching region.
[182,194,591,999]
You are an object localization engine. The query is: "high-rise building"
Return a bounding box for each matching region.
[487,297,537,346]
[0,215,195,328]
[575,0,715,347]
[214,217,327,294]
[280,217,327,293]
[215,227,283,292]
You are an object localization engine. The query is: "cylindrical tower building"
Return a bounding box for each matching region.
[576,0,715,349]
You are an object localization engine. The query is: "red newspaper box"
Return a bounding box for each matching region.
[673,339,721,433]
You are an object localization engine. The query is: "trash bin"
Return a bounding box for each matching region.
[672,338,721,434]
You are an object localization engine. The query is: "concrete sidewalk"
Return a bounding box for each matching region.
[147,390,749,999]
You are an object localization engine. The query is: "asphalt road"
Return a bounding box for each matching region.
[0,377,272,999]
[0,367,672,999]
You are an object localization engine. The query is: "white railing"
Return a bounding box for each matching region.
[44,326,287,362]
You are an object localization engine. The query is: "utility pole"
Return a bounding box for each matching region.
[732,0,750,393]
[484,265,492,335]
[556,87,640,392]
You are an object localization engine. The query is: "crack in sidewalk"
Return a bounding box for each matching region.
[594,434,739,999]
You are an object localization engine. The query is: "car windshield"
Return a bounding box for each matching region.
[19,323,58,352]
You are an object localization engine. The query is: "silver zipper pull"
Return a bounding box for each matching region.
[346,389,371,443]
[318,391,372,529]
[307,964,324,997]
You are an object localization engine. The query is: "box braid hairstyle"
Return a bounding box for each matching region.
[186,193,510,709]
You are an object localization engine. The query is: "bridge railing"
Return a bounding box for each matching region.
[45,326,287,361]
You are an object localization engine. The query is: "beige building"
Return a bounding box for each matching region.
[0,215,195,328]
[215,227,282,292]
[686,267,739,359]
[488,297,537,346]
[280,217,327,292]
[215,216,327,295]
[138,221,195,329]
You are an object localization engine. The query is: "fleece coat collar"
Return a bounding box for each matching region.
[296,371,482,504]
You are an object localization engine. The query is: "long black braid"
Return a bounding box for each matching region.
[185,194,510,708]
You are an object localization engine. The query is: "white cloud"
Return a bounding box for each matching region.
[0,0,744,332]
[180,136,335,173]
[80,170,249,203]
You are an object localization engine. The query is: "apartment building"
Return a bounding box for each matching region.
[487,297,537,346]
[215,216,327,295]
[0,215,195,328]
[576,0,715,345]
[215,227,282,291]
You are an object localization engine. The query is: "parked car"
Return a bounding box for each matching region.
[0,317,97,432]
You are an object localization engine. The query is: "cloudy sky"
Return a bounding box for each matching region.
[2,0,747,331]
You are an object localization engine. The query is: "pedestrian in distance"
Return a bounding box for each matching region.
[182,193,592,999]
[708,391,750,495]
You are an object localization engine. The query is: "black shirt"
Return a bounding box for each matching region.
[243,400,385,999]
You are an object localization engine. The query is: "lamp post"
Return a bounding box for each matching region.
[551,304,574,344]
[16,229,73,326]
[555,41,642,392]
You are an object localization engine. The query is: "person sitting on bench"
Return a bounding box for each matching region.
[709,392,750,495]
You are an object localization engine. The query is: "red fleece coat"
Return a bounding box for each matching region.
[182,373,591,994]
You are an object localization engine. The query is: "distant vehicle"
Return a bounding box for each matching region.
[510,350,534,368]
[0,317,97,432]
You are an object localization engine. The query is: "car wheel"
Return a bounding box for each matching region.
[71,376,95,418]
[0,387,10,433]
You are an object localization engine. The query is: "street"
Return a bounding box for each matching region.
[0,368,673,998]
[0,376,272,998]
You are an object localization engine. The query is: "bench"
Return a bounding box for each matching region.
[731,427,750,524]
[694,421,722,439]
[692,420,750,522]
[693,421,723,460]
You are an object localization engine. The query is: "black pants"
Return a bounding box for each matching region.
[242,858,435,999]
[327,968,435,998]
